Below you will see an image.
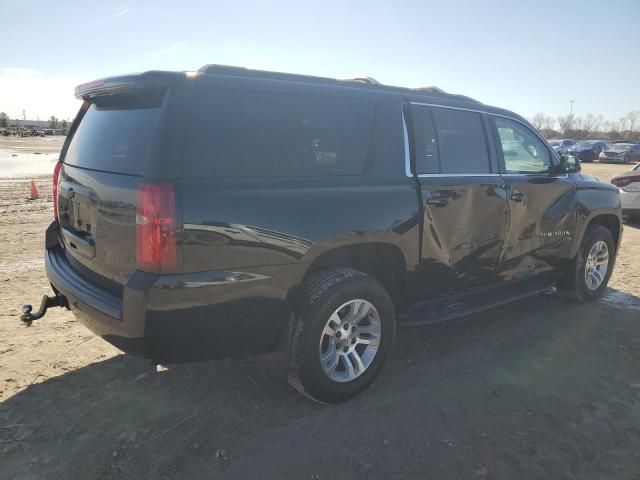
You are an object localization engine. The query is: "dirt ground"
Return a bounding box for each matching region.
[1,138,639,479]
[0,136,66,153]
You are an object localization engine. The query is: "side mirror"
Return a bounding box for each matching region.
[551,155,581,174]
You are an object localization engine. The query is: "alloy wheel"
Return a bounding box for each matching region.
[584,240,609,290]
[318,299,381,383]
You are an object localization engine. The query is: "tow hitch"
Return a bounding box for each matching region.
[20,294,68,326]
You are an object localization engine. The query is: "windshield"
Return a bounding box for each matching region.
[575,141,596,148]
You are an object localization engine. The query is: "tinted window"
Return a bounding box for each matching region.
[410,106,440,174]
[183,88,374,178]
[495,117,551,174]
[431,107,490,174]
[64,90,164,175]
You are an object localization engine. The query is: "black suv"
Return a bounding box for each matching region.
[25,65,622,403]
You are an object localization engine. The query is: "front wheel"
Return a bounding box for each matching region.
[288,268,396,403]
[558,225,615,302]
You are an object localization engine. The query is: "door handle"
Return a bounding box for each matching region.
[510,191,526,203]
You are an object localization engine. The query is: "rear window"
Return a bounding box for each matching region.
[411,105,490,174]
[64,90,164,175]
[182,87,374,178]
[432,107,490,174]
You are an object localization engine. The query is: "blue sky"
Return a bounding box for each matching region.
[1,0,638,122]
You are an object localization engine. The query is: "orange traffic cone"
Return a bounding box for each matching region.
[29,180,39,200]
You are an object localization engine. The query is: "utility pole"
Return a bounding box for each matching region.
[568,100,575,131]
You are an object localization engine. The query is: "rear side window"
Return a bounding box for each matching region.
[183,88,374,178]
[432,107,490,174]
[64,90,164,175]
[410,105,490,174]
[410,106,440,174]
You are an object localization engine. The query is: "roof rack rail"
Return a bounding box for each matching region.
[347,77,380,85]
[412,86,446,94]
[198,64,334,84]
[410,86,479,103]
[197,64,480,103]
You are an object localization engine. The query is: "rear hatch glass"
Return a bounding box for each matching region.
[64,89,164,175]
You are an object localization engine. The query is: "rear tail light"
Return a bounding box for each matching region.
[612,176,640,188]
[136,183,177,272]
[52,160,63,220]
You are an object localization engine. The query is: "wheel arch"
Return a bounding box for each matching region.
[301,243,408,308]
[572,212,622,258]
[588,214,621,248]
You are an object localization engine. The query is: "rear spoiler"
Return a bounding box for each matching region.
[74,70,191,100]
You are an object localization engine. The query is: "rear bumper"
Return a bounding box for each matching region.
[46,243,304,363]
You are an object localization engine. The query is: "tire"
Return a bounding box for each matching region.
[287,268,396,403]
[558,224,615,302]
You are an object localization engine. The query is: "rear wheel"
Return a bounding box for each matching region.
[288,268,395,403]
[558,225,615,302]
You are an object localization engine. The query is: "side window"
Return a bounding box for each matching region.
[494,117,551,174]
[183,88,374,178]
[409,105,490,175]
[410,105,440,174]
[431,107,490,174]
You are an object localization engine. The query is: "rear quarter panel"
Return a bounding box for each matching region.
[180,176,419,275]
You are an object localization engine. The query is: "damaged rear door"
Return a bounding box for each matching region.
[407,103,508,296]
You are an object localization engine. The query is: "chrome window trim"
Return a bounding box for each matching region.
[401,106,413,178]
[417,173,502,178]
[402,101,563,178]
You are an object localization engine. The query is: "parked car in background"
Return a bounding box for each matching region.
[611,162,640,218]
[566,140,608,163]
[549,139,575,155]
[599,143,640,164]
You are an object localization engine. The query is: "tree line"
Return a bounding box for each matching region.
[0,112,68,130]
[529,110,640,141]
[47,116,69,129]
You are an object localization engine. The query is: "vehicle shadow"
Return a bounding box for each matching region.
[623,215,640,229]
[2,289,639,480]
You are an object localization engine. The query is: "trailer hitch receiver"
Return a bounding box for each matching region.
[20,294,68,326]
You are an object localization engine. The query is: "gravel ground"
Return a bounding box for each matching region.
[1,137,639,479]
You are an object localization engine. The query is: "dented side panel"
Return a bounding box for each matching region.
[416,176,508,296]
[498,175,577,281]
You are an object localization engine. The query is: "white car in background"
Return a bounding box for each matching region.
[548,139,575,155]
[612,162,640,218]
